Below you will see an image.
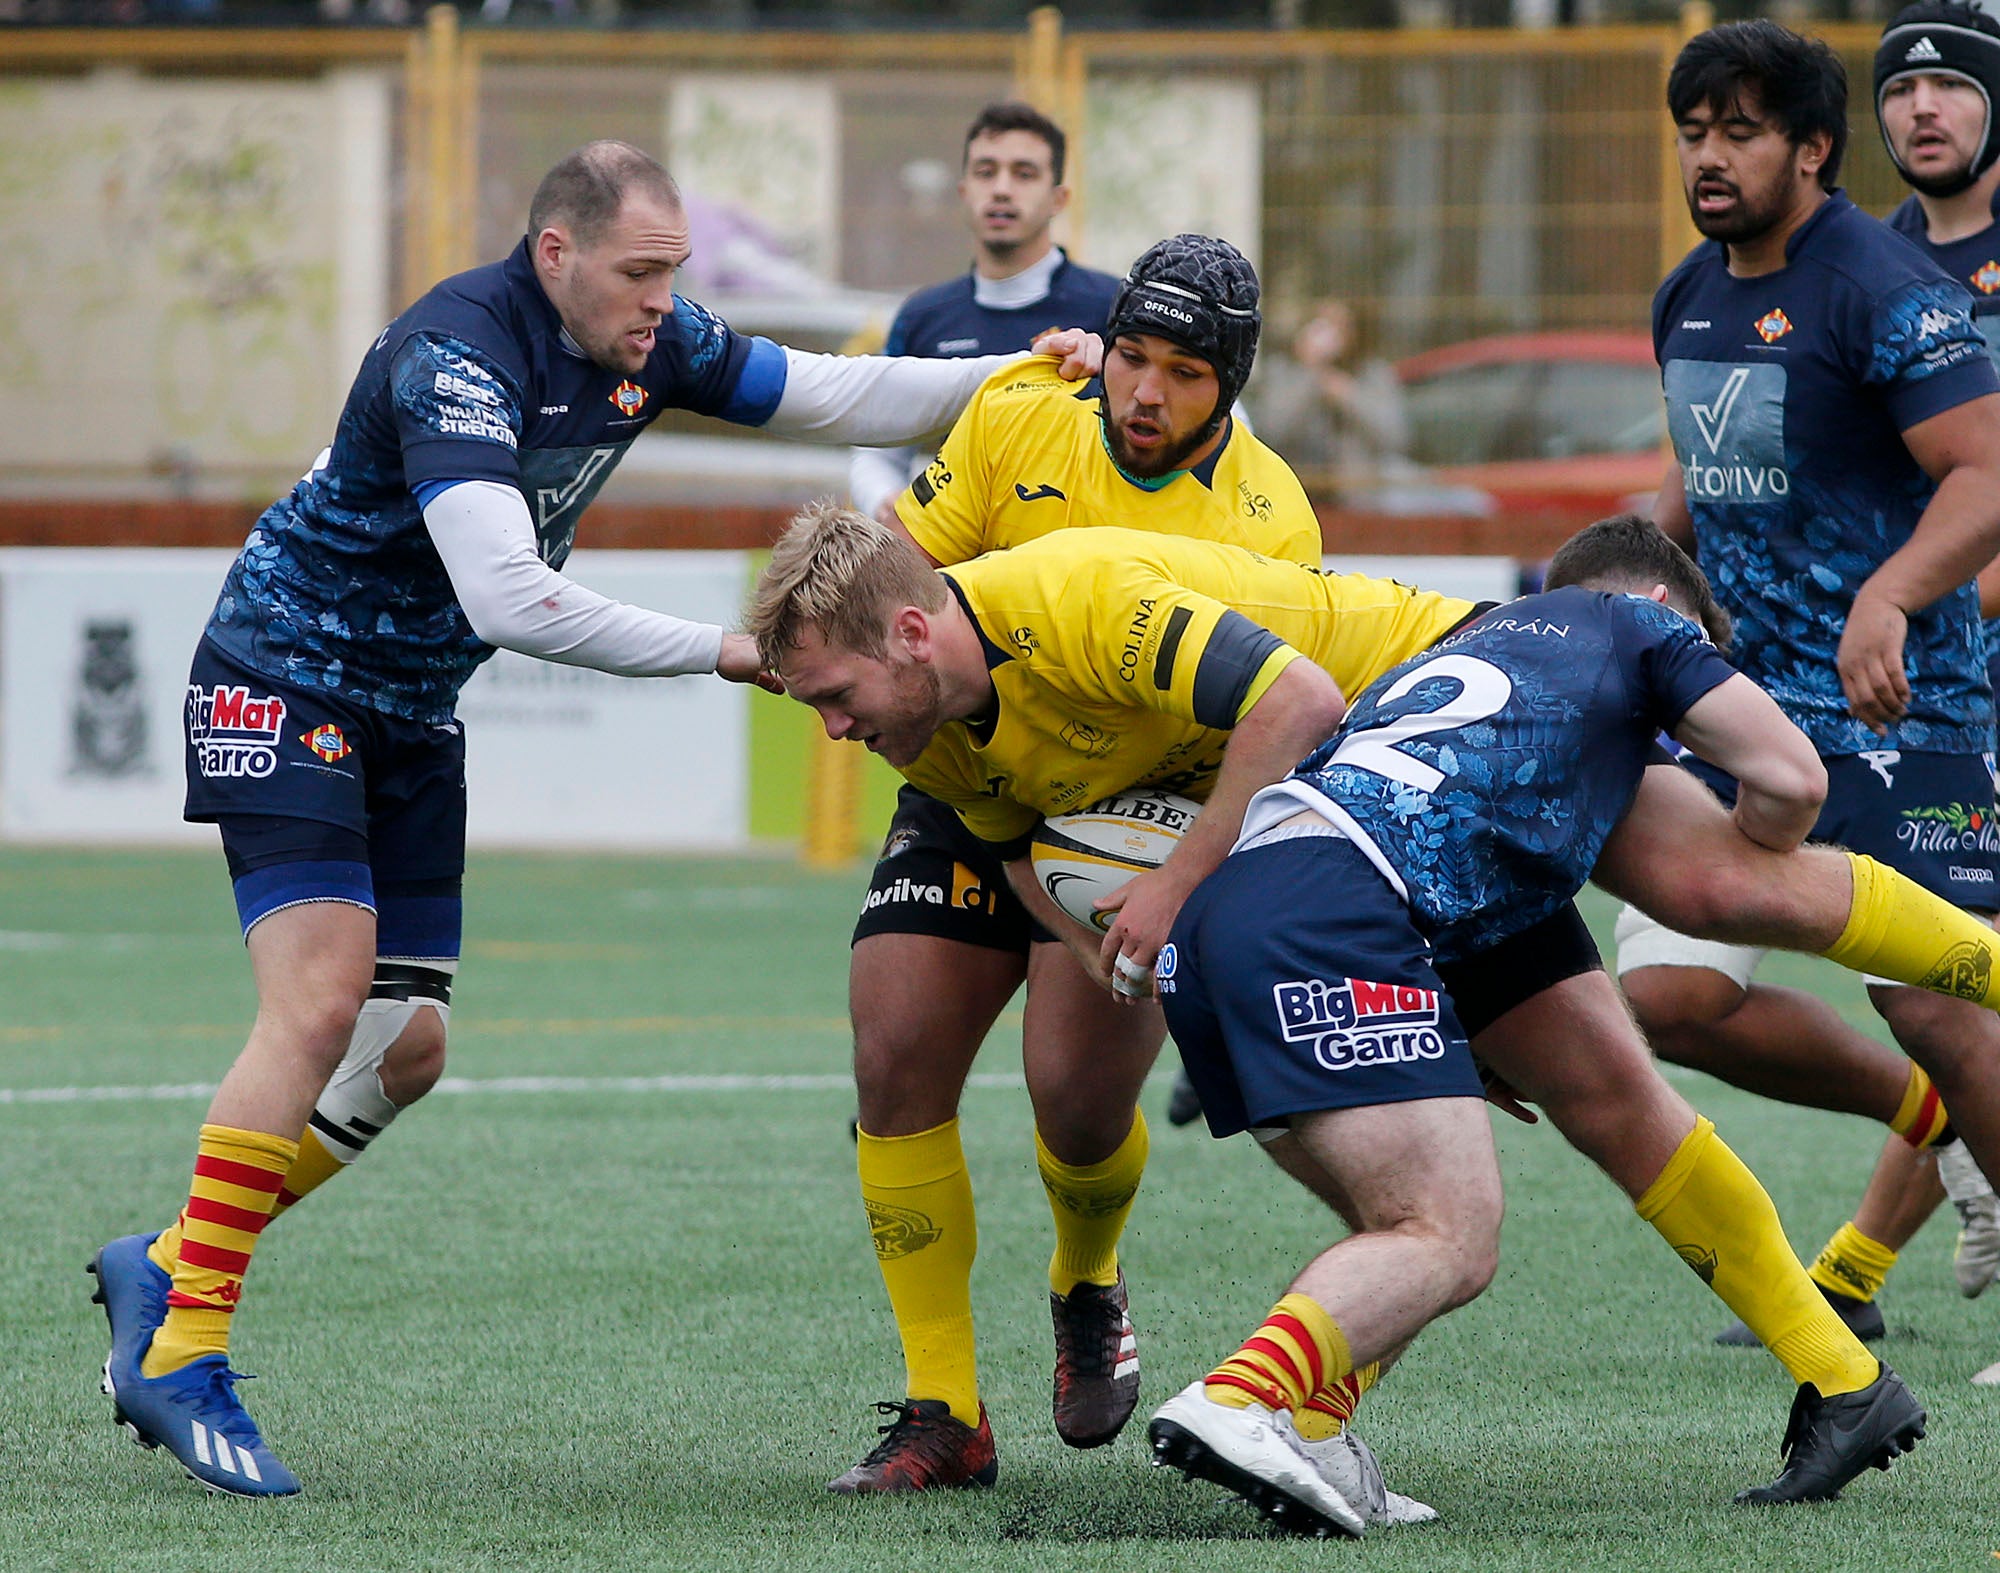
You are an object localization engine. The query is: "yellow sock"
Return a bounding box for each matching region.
[271,1128,345,1217]
[1206,1292,1352,1413]
[1636,1116,1878,1398]
[1823,852,2000,1005]
[1808,1221,1898,1304]
[1038,1110,1148,1296]
[1292,1362,1381,1441]
[857,1119,980,1426]
[144,1127,346,1276]
[1889,1063,1950,1149]
[142,1123,297,1378]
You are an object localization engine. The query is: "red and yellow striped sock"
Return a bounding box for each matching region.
[143,1127,342,1277]
[1291,1361,1381,1442]
[141,1124,296,1379]
[1204,1292,1352,1414]
[1889,1063,1950,1150]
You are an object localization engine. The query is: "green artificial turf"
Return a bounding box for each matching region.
[3,849,1996,1570]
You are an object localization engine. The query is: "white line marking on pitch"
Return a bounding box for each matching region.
[0,1072,1030,1106]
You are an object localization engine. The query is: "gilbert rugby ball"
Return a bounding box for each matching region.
[1030,790,1200,931]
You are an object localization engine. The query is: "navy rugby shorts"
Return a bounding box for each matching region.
[1688,750,2000,913]
[1160,836,1483,1139]
[852,784,1053,951]
[183,637,467,895]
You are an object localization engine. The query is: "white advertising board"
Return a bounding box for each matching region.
[0,549,750,850]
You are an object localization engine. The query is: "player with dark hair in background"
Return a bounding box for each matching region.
[83,138,1103,1500]
[1698,0,2000,1358]
[846,100,1120,526]
[1150,515,1928,1535]
[1607,18,2000,1356]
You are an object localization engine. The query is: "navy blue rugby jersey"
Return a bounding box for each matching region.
[1655,190,1998,757]
[1272,588,1738,963]
[1887,188,2000,697]
[885,255,1119,360]
[205,239,788,723]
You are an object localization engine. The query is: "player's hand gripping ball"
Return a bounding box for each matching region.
[1029,790,1199,932]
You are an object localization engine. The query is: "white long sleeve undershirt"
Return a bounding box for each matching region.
[421,479,723,677]
[766,346,1014,443]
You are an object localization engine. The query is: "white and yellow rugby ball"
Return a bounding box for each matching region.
[1029,790,1200,932]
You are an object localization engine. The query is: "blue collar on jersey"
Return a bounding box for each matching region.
[941,575,1008,744]
[1095,403,1234,492]
[943,574,1013,672]
[1779,189,1851,265]
[501,239,575,348]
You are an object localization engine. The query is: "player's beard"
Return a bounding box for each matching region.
[876,658,945,768]
[1900,148,1981,198]
[1104,408,1212,479]
[1686,167,1806,247]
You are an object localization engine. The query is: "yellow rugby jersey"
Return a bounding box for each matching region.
[895,358,1322,568]
[900,527,1475,848]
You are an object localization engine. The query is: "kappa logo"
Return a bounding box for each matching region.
[1975,262,2000,296]
[1691,366,1751,453]
[300,723,352,764]
[1754,308,1792,344]
[1274,976,1449,1072]
[186,684,288,780]
[1918,306,1961,338]
[1906,33,1944,62]
[609,380,648,417]
[1860,748,1901,788]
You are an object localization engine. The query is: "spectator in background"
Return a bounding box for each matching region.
[1249,298,1412,505]
[846,102,1120,525]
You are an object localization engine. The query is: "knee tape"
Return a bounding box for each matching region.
[309,960,455,1163]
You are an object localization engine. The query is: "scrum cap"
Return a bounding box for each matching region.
[1104,234,1261,442]
[1876,0,2000,194]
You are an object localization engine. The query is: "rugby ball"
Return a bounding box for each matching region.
[1030,790,1200,931]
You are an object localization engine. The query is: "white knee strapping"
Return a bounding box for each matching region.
[309,960,455,1163]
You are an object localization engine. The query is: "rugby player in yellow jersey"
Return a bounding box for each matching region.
[830,237,1332,1494]
[755,508,1473,1494]
[756,508,2000,1520]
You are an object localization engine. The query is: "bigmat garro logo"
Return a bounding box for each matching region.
[1274,976,1448,1071]
[186,684,287,779]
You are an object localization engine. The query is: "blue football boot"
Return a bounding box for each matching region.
[87,1231,169,1431]
[89,1234,299,1498]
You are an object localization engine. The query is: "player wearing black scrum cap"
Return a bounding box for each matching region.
[828,234,1340,1496]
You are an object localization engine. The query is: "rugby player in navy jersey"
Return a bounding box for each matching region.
[846,101,1120,526]
[83,139,1104,1500]
[1605,19,2000,1351]
[1150,518,1928,1534]
[1695,1,2000,1352]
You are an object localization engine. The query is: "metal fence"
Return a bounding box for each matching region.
[0,8,1923,501]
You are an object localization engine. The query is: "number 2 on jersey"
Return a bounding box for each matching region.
[1329,654,1513,792]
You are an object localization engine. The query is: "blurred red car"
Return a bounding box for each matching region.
[1395,331,1665,523]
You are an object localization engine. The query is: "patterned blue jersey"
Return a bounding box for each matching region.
[204,240,789,723]
[1655,190,1998,757]
[1886,188,2000,701]
[884,256,1120,360]
[1269,588,1738,962]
